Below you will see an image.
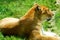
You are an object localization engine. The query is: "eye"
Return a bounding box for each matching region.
[42,11,46,14]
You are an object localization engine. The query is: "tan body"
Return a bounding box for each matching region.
[0,4,59,40]
[0,17,38,37]
[0,4,43,37]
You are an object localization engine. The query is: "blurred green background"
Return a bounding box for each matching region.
[0,0,60,40]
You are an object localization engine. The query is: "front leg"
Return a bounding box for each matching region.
[28,30,41,40]
[28,23,43,40]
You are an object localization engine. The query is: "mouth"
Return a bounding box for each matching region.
[47,17,51,21]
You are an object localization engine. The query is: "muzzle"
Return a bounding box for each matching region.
[47,17,51,21]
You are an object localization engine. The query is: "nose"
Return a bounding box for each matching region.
[51,11,55,16]
[52,13,54,16]
[51,13,54,16]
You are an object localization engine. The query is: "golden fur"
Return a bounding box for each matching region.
[0,3,56,40]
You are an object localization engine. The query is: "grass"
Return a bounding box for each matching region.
[0,0,60,40]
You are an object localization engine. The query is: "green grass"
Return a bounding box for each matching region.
[0,0,60,40]
[0,0,56,19]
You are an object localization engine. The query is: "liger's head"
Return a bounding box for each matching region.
[34,3,54,21]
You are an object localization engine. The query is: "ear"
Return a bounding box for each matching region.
[33,3,42,12]
[33,3,39,8]
[35,5,41,12]
[36,6,40,11]
[34,3,38,6]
